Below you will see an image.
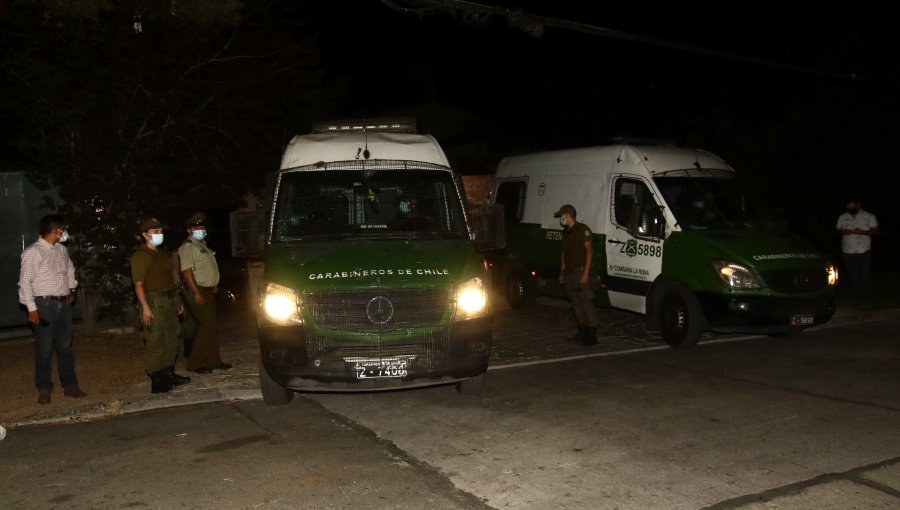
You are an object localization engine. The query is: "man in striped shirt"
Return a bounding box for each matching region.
[18,214,87,404]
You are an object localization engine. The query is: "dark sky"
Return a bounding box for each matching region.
[292,2,891,156]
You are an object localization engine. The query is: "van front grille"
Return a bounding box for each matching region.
[762,268,828,293]
[307,328,452,371]
[307,288,449,332]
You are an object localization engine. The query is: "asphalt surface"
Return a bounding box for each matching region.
[1,295,895,429]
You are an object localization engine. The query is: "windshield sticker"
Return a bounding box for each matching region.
[752,253,821,261]
[309,268,450,280]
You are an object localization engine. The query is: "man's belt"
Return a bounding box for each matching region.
[35,295,68,301]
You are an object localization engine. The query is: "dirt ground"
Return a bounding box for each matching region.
[0,331,149,426]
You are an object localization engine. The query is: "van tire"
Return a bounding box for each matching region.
[660,288,704,349]
[505,270,537,309]
[456,373,485,394]
[259,361,294,405]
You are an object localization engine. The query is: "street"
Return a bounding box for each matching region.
[1,310,898,509]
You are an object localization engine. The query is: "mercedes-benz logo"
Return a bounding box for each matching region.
[793,274,809,288]
[366,296,394,325]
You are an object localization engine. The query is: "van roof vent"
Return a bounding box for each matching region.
[312,117,417,134]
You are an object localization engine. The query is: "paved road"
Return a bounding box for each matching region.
[2,315,897,509]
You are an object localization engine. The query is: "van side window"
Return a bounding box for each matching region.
[495,181,527,224]
[613,178,664,239]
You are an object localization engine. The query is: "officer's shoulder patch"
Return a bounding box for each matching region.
[584,228,591,237]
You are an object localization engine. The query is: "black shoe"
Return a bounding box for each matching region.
[149,371,173,394]
[567,325,585,343]
[581,327,598,347]
[212,363,232,371]
[190,367,213,374]
[163,367,191,385]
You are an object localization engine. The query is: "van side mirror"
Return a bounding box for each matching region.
[470,204,506,252]
[629,205,665,240]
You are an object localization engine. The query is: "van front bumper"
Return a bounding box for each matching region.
[258,317,491,390]
[696,292,837,333]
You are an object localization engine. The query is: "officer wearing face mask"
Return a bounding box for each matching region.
[555,204,599,346]
[131,218,191,394]
[177,212,229,374]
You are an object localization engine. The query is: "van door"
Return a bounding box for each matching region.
[604,175,666,313]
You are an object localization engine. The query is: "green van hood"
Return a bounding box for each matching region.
[668,230,826,270]
[264,239,482,292]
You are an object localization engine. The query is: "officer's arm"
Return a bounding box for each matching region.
[582,240,592,283]
[134,281,153,325]
[181,268,204,304]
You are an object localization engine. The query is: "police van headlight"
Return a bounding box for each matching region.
[454,277,488,320]
[261,282,303,325]
[826,262,839,286]
[712,260,761,289]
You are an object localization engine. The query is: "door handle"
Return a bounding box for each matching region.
[607,239,624,245]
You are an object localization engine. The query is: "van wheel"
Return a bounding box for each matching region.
[456,373,485,394]
[259,361,294,405]
[660,289,704,349]
[505,271,537,309]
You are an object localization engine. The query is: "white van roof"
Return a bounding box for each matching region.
[497,144,733,176]
[280,132,450,170]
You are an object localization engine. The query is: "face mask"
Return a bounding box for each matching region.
[58,230,70,243]
[191,229,207,241]
[149,233,164,246]
[559,219,567,228]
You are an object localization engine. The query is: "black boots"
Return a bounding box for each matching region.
[581,327,597,347]
[149,371,173,394]
[568,325,597,346]
[567,325,586,343]
[163,366,191,385]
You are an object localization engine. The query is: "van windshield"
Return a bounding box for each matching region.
[273,167,468,241]
[654,175,783,231]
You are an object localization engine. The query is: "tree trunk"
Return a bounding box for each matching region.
[77,288,102,334]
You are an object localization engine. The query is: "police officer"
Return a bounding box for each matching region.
[555,204,599,346]
[178,212,230,374]
[131,218,191,393]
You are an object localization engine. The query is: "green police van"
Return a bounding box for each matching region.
[488,142,838,348]
[256,119,491,403]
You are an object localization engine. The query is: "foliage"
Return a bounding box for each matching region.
[0,0,331,317]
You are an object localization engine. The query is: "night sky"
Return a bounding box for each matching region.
[1,1,896,258]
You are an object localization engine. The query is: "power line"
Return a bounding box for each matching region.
[380,0,880,86]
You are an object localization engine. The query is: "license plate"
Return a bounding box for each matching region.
[790,314,815,326]
[347,357,409,379]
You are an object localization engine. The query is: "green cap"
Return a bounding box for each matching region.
[553,204,576,218]
[185,212,206,227]
[138,217,163,233]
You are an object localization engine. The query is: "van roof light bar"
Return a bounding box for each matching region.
[311,117,417,134]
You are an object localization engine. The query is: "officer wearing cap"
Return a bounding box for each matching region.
[555,204,599,346]
[178,212,230,374]
[131,218,191,393]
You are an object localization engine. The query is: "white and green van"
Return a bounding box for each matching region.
[256,119,491,403]
[488,142,838,348]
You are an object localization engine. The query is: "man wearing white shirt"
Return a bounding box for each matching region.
[836,199,879,306]
[18,214,87,404]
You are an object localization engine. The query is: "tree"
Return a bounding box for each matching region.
[1,0,333,328]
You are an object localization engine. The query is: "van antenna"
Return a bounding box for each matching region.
[693,150,702,169]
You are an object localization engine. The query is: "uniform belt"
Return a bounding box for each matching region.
[148,287,180,297]
[566,266,586,272]
[36,295,68,301]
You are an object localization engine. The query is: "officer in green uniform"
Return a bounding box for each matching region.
[178,212,230,374]
[555,204,599,346]
[131,218,191,393]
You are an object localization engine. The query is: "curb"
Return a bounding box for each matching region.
[7,385,263,430]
